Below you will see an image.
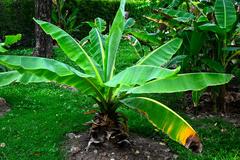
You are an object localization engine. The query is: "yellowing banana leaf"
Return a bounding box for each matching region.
[128,73,233,94]
[137,38,183,66]
[0,55,98,94]
[33,18,103,83]
[121,97,202,152]
[215,0,237,32]
[105,65,180,87]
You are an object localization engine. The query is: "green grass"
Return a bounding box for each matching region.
[1,43,240,159]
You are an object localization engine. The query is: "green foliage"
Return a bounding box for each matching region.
[142,0,239,112]
[52,0,82,35]
[0,0,234,152]
[0,34,22,53]
[0,0,146,47]
[0,0,34,47]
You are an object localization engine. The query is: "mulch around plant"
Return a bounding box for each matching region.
[0,97,10,117]
[64,132,178,160]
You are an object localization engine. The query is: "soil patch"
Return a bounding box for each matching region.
[64,132,178,160]
[0,98,10,117]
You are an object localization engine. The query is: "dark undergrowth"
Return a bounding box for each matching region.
[0,43,240,160]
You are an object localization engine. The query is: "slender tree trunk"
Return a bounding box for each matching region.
[212,91,218,113]
[33,0,53,58]
[217,85,227,113]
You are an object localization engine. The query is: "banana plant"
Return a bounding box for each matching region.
[0,0,233,153]
[198,0,238,112]
[82,17,146,58]
[198,0,238,72]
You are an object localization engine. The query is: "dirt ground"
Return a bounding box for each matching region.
[64,132,178,160]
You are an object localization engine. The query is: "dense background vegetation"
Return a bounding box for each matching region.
[0,0,149,47]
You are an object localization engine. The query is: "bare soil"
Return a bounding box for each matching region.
[64,132,178,160]
[0,97,10,117]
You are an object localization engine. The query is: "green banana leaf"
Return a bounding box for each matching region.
[168,0,183,8]
[128,73,233,94]
[0,71,49,87]
[0,34,22,53]
[197,16,209,23]
[159,8,195,23]
[124,35,143,57]
[127,31,160,46]
[137,38,183,66]
[202,58,225,73]
[4,34,22,46]
[0,71,22,87]
[33,18,103,83]
[214,0,237,32]
[192,89,206,107]
[124,18,136,29]
[95,17,107,33]
[0,45,7,53]
[198,23,221,34]
[190,32,206,56]
[105,66,180,87]
[0,55,98,94]
[104,0,126,80]
[163,55,187,68]
[121,97,202,152]
[89,28,106,69]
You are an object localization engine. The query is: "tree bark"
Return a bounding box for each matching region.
[33,0,53,58]
[217,85,227,113]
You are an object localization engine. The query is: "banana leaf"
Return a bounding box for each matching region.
[214,0,237,32]
[137,38,183,66]
[33,18,103,83]
[106,66,180,87]
[121,97,202,152]
[128,73,233,94]
[0,55,98,94]
[104,0,126,80]
[0,71,49,87]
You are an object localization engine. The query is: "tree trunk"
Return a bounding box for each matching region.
[217,85,227,113]
[33,0,53,58]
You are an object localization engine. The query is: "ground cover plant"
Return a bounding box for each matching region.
[0,0,234,155]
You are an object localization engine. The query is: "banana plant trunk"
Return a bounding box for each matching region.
[33,0,53,58]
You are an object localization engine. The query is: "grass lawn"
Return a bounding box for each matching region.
[0,43,240,160]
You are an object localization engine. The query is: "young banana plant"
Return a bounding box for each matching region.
[0,0,233,153]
